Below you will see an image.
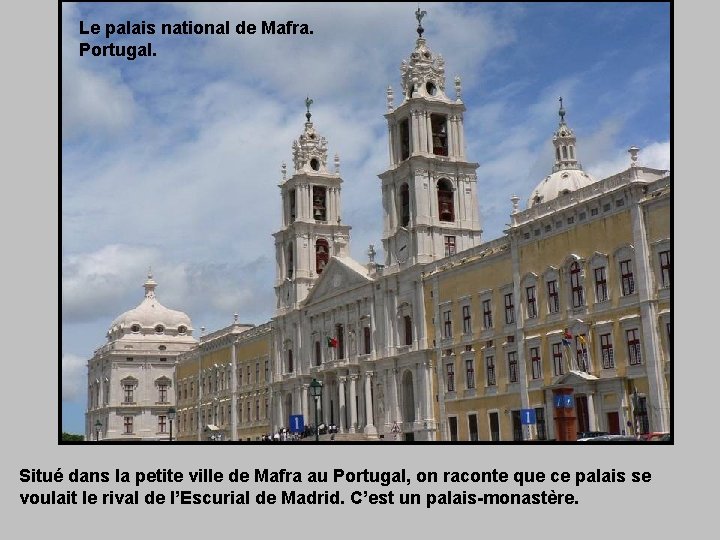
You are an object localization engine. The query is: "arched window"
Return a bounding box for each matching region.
[312,186,327,221]
[556,147,561,161]
[570,261,584,308]
[569,146,575,159]
[400,183,410,227]
[437,179,455,222]
[431,114,448,156]
[316,238,329,274]
[287,243,294,279]
[562,145,568,159]
[287,349,293,373]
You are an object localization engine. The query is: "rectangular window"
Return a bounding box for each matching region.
[256,400,260,421]
[575,335,588,372]
[364,326,371,355]
[526,286,537,318]
[486,356,496,386]
[552,343,564,376]
[124,416,133,434]
[443,310,452,338]
[468,414,478,441]
[466,358,475,389]
[247,365,251,382]
[627,329,642,365]
[504,293,515,324]
[595,267,608,302]
[512,410,523,441]
[482,299,493,329]
[508,351,518,383]
[158,416,167,433]
[265,360,269,382]
[255,362,260,384]
[462,305,472,334]
[247,403,251,423]
[601,333,615,369]
[158,384,168,403]
[659,250,671,287]
[547,280,559,313]
[239,368,242,387]
[123,384,134,404]
[570,263,584,307]
[289,189,296,223]
[620,260,635,295]
[448,417,458,441]
[444,235,456,257]
[446,363,455,392]
[404,315,413,346]
[530,347,541,380]
[489,412,500,442]
[535,408,547,440]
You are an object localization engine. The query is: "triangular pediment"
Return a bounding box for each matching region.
[550,370,599,387]
[303,256,373,305]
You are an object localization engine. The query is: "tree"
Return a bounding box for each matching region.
[62,432,84,442]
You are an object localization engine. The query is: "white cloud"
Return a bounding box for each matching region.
[61,3,138,140]
[587,140,670,180]
[62,353,87,402]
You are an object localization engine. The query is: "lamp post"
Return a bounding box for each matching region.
[168,407,176,442]
[94,419,102,442]
[309,379,323,442]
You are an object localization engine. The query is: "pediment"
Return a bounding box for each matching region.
[303,256,372,305]
[551,370,599,387]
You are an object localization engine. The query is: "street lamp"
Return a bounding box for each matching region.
[309,378,323,442]
[168,407,176,442]
[94,419,102,442]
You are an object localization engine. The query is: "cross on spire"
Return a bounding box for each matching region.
[415,6,427,37]
[305,96,313,121]
[558,96,566,123]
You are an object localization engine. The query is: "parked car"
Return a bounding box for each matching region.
[579,435,640,442]
[577,431,609,441]
[639,432,671,441]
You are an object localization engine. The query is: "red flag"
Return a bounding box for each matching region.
[327,337,338,348]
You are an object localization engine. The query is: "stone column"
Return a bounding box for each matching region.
[349,375,358,432]
[424,360,433,422]
[231,341,238,441]
[426,113,433,154]
[301,383,309,425]
[364,371,376,435]
[338,376,347,433]
[447,114,456,158]
[322,377,330,425]
[587,392,597,431]
[391,368,401,423]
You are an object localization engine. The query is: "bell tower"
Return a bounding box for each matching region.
[379,10,482,269]
[274,99,351,314]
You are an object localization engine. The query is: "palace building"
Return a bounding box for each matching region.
[86,12,670,442]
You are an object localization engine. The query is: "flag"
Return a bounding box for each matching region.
[327,337,338,348]
[562,329,573,347]
[578,335,586,346]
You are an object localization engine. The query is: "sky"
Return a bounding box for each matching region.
[61,2,671,434]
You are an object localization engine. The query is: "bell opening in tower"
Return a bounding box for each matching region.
[400,183,410,226]
[312,186,327,221]
[287,243,294,279]
[316,238,329,274]
[399,118,410,161]
[437,178,455,222]
[289,189,296,223]
[431,114,448,156]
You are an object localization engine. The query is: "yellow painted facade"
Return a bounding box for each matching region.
[175,322,272,441]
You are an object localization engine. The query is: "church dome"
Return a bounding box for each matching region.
[108,273,193,339]
[527,168,596,208]
[527,98,596,208]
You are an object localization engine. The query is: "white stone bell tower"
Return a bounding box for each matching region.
[379,10,482,269]
[273,98,351,314]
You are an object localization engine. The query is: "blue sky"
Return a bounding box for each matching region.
[61,2,670,434]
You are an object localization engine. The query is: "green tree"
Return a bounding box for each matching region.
[62,432,85,442]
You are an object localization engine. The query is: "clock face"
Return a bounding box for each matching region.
[395,229,409,263]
